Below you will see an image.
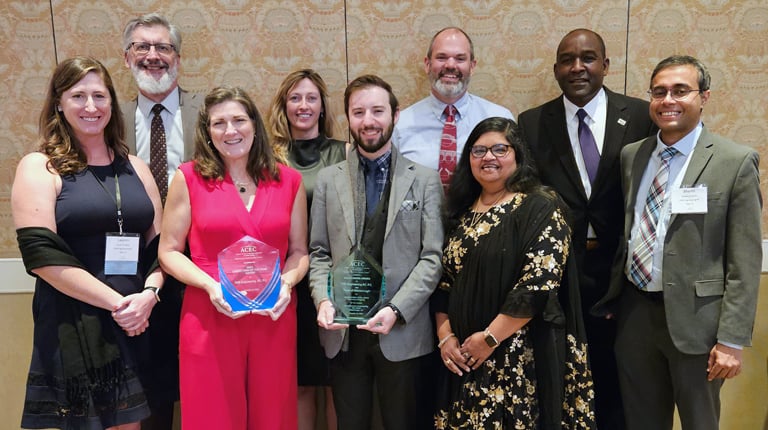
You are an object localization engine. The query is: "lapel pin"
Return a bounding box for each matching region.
[617,118,627,126]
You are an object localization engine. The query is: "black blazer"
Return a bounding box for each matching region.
[518,88,657,304]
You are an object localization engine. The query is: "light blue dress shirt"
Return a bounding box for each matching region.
[392,92,513,170]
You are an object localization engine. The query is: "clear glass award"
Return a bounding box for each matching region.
[328,247,386,324]
[218,236,282,311]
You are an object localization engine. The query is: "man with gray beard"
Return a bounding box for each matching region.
[393,27,513,189]
[121,13,201,430]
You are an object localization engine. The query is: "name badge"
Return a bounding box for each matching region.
[104,232,140,275]
[671,186,707,214]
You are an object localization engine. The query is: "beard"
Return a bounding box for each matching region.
[429,68,470,100]
[131,60,179,95]
[352,122,394,155]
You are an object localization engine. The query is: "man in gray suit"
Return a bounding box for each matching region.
[594,55,761,430]
[309,75,443,430]
[121,13,201,430]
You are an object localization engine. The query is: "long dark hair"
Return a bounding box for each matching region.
[39,56,127,175]
[193,86,279,183]
[444,117,543,233]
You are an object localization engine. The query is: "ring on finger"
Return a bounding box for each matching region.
[444,358,452,365]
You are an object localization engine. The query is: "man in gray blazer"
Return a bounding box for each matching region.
[593,55,761,430]
[309,75,443,430]
[121,13,201,430]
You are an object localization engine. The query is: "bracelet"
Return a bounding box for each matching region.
[282,280,293,292]
[437,333,456,349]
[143,286,161,303]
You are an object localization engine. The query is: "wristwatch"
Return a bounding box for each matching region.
[387,303,405,324]
[143,286,161,303]
[483,328,499,348]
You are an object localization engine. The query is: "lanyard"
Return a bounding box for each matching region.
[88,165,124,234]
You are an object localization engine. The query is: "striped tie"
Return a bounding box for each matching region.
[629,147,678,289]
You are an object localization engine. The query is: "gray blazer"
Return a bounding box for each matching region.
[595,127,762,354]
[309,145,444,362]
[121,87,201,161]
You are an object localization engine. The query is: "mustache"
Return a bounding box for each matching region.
[439,68,463,79]
[138,59,169,69]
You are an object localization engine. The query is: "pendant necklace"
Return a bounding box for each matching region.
[469,191,508,230]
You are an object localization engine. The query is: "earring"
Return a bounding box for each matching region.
[57,106,62,112]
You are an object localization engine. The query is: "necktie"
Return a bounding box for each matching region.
[438,105,457,192]
[363,158,382,215]
[576,109,600,184]
[150,104,168,203]
[629,147,678,289]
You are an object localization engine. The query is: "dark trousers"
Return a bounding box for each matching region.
[581,247,625,430]
[330,328,433,430]
[615,281,722,430]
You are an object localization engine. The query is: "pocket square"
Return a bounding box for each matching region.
[401,199,421,211]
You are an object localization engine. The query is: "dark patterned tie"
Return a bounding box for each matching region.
[438,105,457,193]
[576,109,600,184]
[629,147,678,289]
[150,104,168,204]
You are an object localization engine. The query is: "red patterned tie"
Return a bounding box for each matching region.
[150,104,168,204]
[438,105,457,192]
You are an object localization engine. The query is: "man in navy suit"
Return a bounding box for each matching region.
[518,29,657,429]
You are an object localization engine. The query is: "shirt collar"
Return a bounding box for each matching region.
[137,86,180,118]
[562,87,606,122]
[654,122,703,157]
[428,91,471,121]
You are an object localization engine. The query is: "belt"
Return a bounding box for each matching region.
[586,238,600,251]
[638,289,664,303]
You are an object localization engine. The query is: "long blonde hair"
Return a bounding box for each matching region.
[266,69,335,163]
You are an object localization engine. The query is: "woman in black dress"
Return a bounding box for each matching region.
[12,57,164,430]
[267,69,346,430]
[433,117,595,429]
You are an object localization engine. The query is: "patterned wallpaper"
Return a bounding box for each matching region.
[0,0,766,258]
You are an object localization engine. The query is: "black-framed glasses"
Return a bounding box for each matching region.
[128,42,176,56]
[648,86,702,101]
[470,143,513,158]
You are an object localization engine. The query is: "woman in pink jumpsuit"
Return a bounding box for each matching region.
[159,86,308,429]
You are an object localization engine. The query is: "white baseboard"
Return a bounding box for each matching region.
[2,241,768,293]
[0,258,36,293]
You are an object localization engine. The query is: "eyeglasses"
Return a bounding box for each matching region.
[648,86,702,101]
[469,143,513,158]
[128,42,176,56]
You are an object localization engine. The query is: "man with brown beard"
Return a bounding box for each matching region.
[120,13,201,430]
[309,75,443,429]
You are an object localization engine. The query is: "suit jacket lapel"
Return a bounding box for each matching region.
[124,99,138,154]
[385,148,416,238]
[600,89,630,188]
[335,156,359,246]
[179,89,196,160]
[668,128,714,226]
[625,137,657,237]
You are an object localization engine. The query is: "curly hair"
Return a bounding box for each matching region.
[266,69,336,164]
[193,86,279,183]
[444,117,544,233]
[38,56,127,176]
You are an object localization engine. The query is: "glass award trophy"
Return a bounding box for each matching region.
[328,247,386,324]
[218,235,282,311]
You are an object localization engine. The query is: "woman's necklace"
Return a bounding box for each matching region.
[468,191,508,230]
[232,176,252,193]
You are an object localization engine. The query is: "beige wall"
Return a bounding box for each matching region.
[0,1,766,428]
[0,1,766,258]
